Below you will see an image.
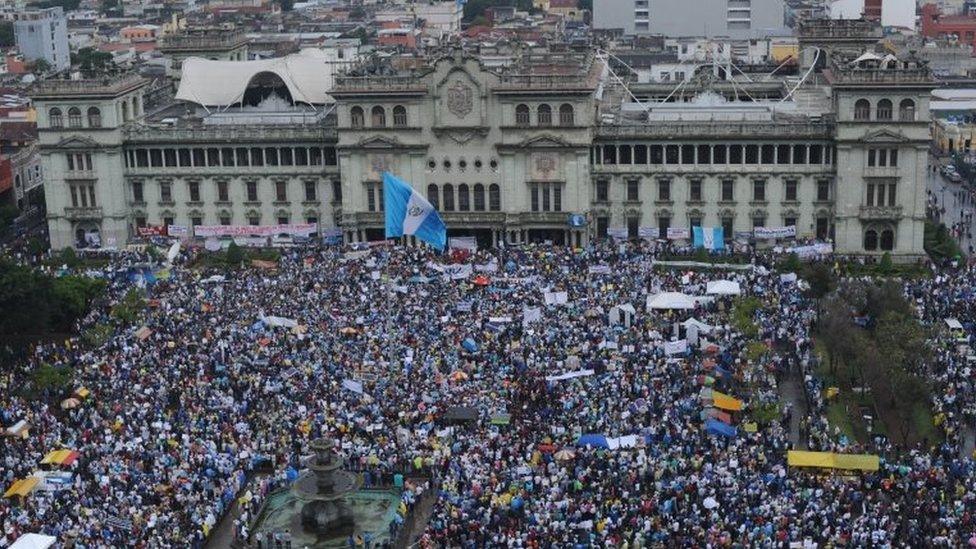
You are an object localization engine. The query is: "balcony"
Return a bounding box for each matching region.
[123,124,335,144]
[157,32,247,52]
[332,76,427,95]
[518,212,566,224]
[32,74,146,99]
[64,206,102,220]
[859,205,903,220]
[596,120,834,139]
[864,167,900,178]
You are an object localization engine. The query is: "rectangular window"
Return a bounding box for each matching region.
[542,184,550,211]
[753,180,765,201]
[627,216,639,239]
[817,217,829,240]
[236,148,249,167]
[188,181,200,202]
[135,216,146,228]
[531,185,539,212]
[192,149,206,167]
[666,145,679,164]
[163,216,174,226]
[220,216,231,226]
[150,149,162,167]
[309,148,322,166]
[596,180,609,202]
[596,216,609,238]
[658,179,671,201]
[132,181,143,202]
[650,145,663,164]
[876,183,886,206]
[868,149,877,167]
[619,146,632,165]
[191,216,202,226]
[602,145,617,164]
[785,180,797,201]
[888,182,897,206]
[889,148,898,167]
[776,144,790,164]
[221,148,234,167]
[265,148,279,166]
[730,145,743,164]
[295,148,308,166]
[207,148,220,166]
[722,179,734,201]
[325,148,337,166]
[752,216,765,228]
[160,182,172,202]
[217,181,229,202]
[761,145,775,164]
[809,144,823,164]
[658,216,670,234]
[67,154,74,171]
[275,180,287,202]
[627,179,639,201]
[332,180,342,202]
[305,180,316,201]
[690,179,702,201]
[681,144,695,164]
[745,145,758,164]
[817,180,830,201]
[634,145,647,164]
[713,145,727,164]
[178,148,191,167]
[136,149,149,167]
[164,149,177,167]
[367,186,376,212]
[866,183,875,206]
[784,216,797,228]
[697,145,711,164]
[553,186,562,212]
[722,217,733,240]
[878,149,887,167]
[793,145,807,164]
[246,181,258,202]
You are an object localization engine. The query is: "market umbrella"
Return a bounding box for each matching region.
[339,327,359,335]
[703,496,720,510]
[554,449,576,461]
[473,275,490,286]
[60,398,80,410]
[449,371,469,382]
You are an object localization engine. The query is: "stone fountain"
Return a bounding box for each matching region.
[293,437,360,535]
[250,436,400,548]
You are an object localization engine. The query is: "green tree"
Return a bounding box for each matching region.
[31,58,52,74]
[0,260,53,336]
[112,287,146,324]
[71,47,115,77]
[0,22,14,48]
[50,275,106,332]
[0,204,17,239]
[225,242,244,267]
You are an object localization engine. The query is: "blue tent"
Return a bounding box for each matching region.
[705,419,737,438]
[577,434,610,448]
[462,338,479,353]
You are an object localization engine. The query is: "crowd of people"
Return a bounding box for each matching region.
[1,239,976,547]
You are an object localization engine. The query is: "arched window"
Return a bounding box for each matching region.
[87,107,101,128]
[559,103,574,126]
[49,108,63,128]
[854,99,870,121]
[899,99,916,121]
[371,106,386,127]
[864,229,878,251]
[68,107,82,128]
[457,184,470,211]
[515,104,530,126]
[473,183,485,211]
[442,184,455,211]
[880,229,894,251]
[350,106,364,128]
[121,101,130,122]
[537,104,552,126]
[876,99,892,121]
[393,105,407,127]
[488,183,500,211]
[427,184,439,209]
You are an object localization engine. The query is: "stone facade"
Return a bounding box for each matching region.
[33,44,935,259]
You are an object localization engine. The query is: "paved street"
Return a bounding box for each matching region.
[927,158,974,257]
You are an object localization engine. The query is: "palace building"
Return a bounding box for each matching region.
[34,20,936,259]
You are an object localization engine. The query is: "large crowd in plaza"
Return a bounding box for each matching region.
[3,239,976,548]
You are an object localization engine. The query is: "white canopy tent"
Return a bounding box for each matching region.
[646,292,696,310]
[706,280,742,296]
[946,318,964,330]
[682,317,713,334]
[10,534,56,549]
[176,49,335,107]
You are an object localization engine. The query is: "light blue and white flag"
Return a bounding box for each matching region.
[383,172,447,250]
[693,226,725,251]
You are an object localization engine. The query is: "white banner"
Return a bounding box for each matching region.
[754,225,796,239]
[667,227,690,240]
[488,316,513,324]
[474,261,499,273]
[449,236,478,252]
[342,379,364,394]
[443,264,473,280]
[194,223,318,238]
[638,227,659,239]
[545,369,595,382]
[522,307,542,327]
[167,225,189,237]
[588,265,611,275]
[664,339,688,356]
[544,291,569,305]
[606,227,628,240]
[788,242,833,259]
[780,272,798,284]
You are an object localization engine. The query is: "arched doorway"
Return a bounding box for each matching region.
[242,71,295,107]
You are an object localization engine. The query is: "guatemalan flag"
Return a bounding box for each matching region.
[383,172,447,250]
[693,226,725,251]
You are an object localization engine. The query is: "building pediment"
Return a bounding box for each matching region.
[53,135,100,149]
[355,135,402,149]
[514,134,574,149]
[861,129,909,143]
